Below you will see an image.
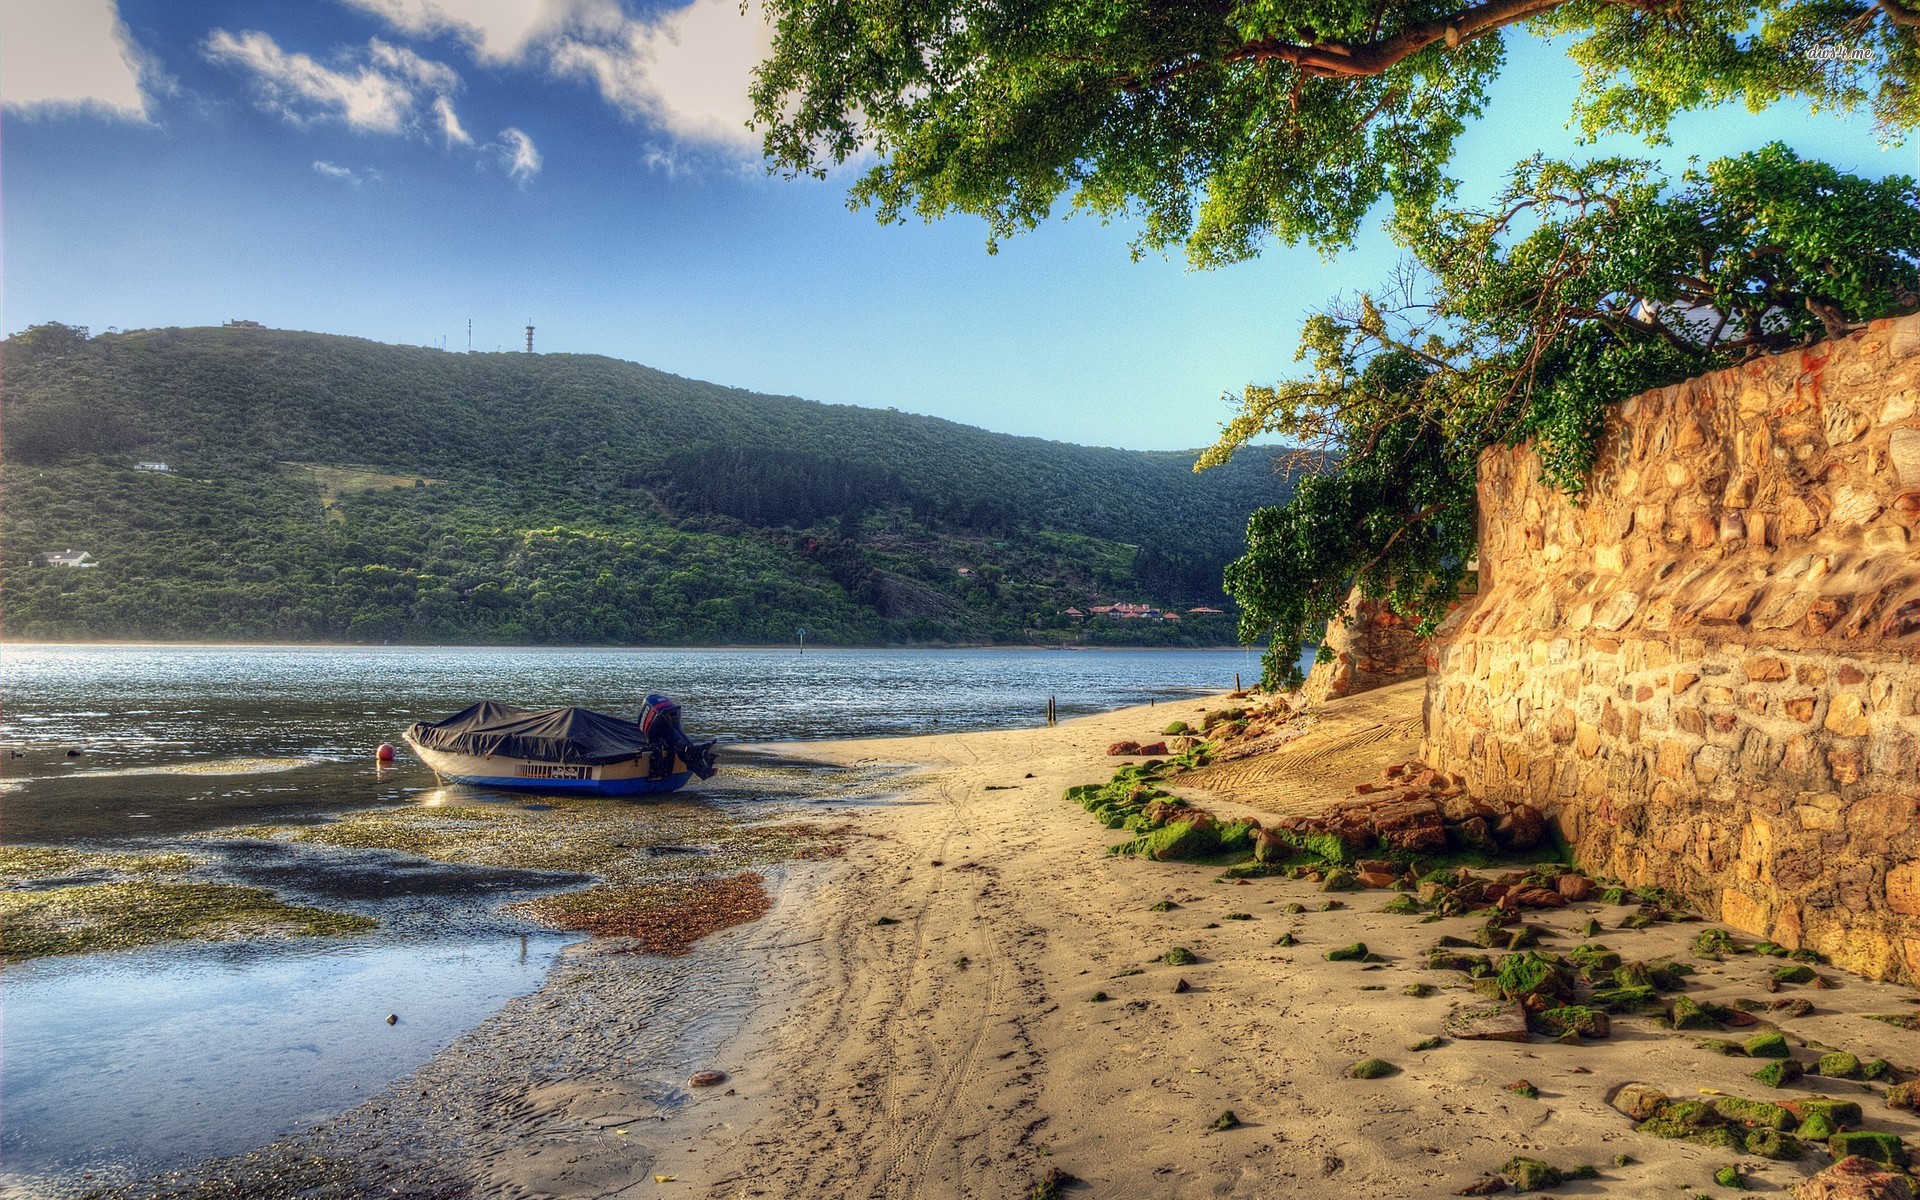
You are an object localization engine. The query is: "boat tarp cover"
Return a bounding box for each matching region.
[408,702,649,765]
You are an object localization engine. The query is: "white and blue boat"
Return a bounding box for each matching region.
[402,695,718,797]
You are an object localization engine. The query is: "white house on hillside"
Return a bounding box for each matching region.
[40,550,97,567]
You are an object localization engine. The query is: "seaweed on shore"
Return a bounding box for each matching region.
[0,881,375,961]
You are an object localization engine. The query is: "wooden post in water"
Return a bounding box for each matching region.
[1235,672,1242,693]
[1046,695,1057,726]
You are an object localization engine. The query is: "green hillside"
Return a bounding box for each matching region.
[1,322,1306,646]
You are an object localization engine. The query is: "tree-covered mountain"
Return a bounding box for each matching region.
[1,322,1307,646]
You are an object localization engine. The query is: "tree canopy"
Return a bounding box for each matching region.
[1206,143,1920,684]
[752,0,1919,262]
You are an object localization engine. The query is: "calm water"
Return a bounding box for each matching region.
[0,644,1254,842]
[0,644,1258,1188]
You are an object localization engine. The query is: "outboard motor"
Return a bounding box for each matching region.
[639,694,719,780]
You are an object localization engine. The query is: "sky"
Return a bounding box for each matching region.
[2,0,1915,451]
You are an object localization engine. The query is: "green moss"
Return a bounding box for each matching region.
[1714,1165,1745,1189]
[1816,1051,1862,1078]
[1669,995,1719,1031]
[1163,720,1193,736]
[1535,1006,1609,1038]
[1590,984,1660,1012]
[1380,895,1421,916]
[1164,946,1197,966]
[1567,943,1623,981]
[1324,942,1368,962]
[1749,1058,1803,1088]
[1282,902,1306,914]
[1754,941,1791,957]
[1713,1097,1794,1130]
[0,882,375,961]
[1740,1128,1804,1159]
[1797,1098,1862,1128]
[1864,1013,1920,1031]
[1771,963,1816,984]
[1027,1166,1077,1200]
[1273,932,1296,947]
[1319,900,1345,911]
[1320,868,1360,892]
[1697,1039,1748,1056]
[1224,911,1253,921]
[1508,1080,1540,1099]
[1637,1100,1726,1140]
[1492,951,1573,1004]
[1149,899,1176,912]
[1692,928,1739,959]
[1345,1058,1398,1079]
[1403,983,1437,998]
[1210,1109,1240,1131]
[1113,817,1220,860]
[0,845,201,882]
[1743,1033,1790,1058]
[1500,1157,1562,1191]
[1828,1131,1908,1167]
[1863,1058,1897,1081]
[1409,1035,1445,1050]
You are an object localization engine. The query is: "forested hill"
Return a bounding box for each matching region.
[1,322,1307,646]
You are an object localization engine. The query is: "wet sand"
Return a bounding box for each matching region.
[56,690,1920,1200]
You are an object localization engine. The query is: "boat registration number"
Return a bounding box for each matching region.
[516,763,593,780]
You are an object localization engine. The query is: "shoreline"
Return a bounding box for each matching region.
[43,690,1920,1199]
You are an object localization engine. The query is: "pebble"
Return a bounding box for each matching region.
[689,1070,728,1087]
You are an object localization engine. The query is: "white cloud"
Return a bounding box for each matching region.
[434,94,472,145]
[0,0,161,120]
[492,126,542,180]
[343,0,770,156]
[545,0,769,150]
[338,0,570,64]
[203,29,464,138]
[313,159,367,184]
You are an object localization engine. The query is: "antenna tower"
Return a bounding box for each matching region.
[525,320,535,354]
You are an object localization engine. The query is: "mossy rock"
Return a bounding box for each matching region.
[1282,902,1306,914]
[1210,1109,1240,1131]
[1567,943,1623,982]
[1693,928,1739,959]
[1772,963,1817,985]
[1754,941,1791,957]
[1273,932,1297,947]
[1750,1058,1804,1088]
[1697,1039,1748,1056]
[1886,1081,1920,1111]
[1380,895,1421,916]
[1163,721,1193,736]
[1319,900,1345,911]
[1404,983,1436,998]
[1797,1098,1863,1128]
[1600,886,1629,905]
[1591,984,1660,1013]
[1637,1099,1726,1140]
[1816,1052,1862,1079]
[1714,1165,1745,1189]
[1345,1058,1398,1079]
[1863,1059,1898,1083]
[1615,960,1654,987]
[1669,995,1720,1031]
[1500,1156,1562,1191]
[1324,942,1368,962]
[1714,1097,1794,1130]
[1578,917,1602,937]
[1321,868,1360,892]
[1492,951,1573,1005]
[1740,1128,1804,1160]
[1164,947,1198,966]
[1828,1131,1909,1168]
[1743,1033,1790,1058]
[1535,1006,1610,1039]
[1508,1080,1540,1099]
[1148,899,1177,912]
[1619,910,1657,930]
[1409,1035,1445,1050]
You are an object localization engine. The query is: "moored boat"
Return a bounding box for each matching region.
[402,695,718,797]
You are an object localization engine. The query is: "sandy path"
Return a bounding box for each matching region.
[644,695,1920,1200]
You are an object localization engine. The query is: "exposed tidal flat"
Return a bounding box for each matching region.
[0,644,1251,1195]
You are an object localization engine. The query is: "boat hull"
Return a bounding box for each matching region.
[401,734,694,797]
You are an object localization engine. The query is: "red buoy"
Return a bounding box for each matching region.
[376,743,396,762]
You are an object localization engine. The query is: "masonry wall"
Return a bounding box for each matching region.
[1423,314,1920,983]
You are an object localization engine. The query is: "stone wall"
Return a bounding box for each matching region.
[1423,314,1920,983]
[1302,586,1432,703]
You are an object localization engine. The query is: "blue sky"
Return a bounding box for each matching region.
[2,1,1913,451]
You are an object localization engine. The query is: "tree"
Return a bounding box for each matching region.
[1206,143,1920,684]
[753,0,1919,262]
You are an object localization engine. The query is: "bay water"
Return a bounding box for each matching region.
[1,644,1264,1187]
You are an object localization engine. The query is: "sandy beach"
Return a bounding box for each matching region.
[69,687,1920,1200]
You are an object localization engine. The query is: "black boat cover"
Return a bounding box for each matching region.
[408,701,652,765]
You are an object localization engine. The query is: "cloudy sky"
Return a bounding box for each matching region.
[2,1,1912,449]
